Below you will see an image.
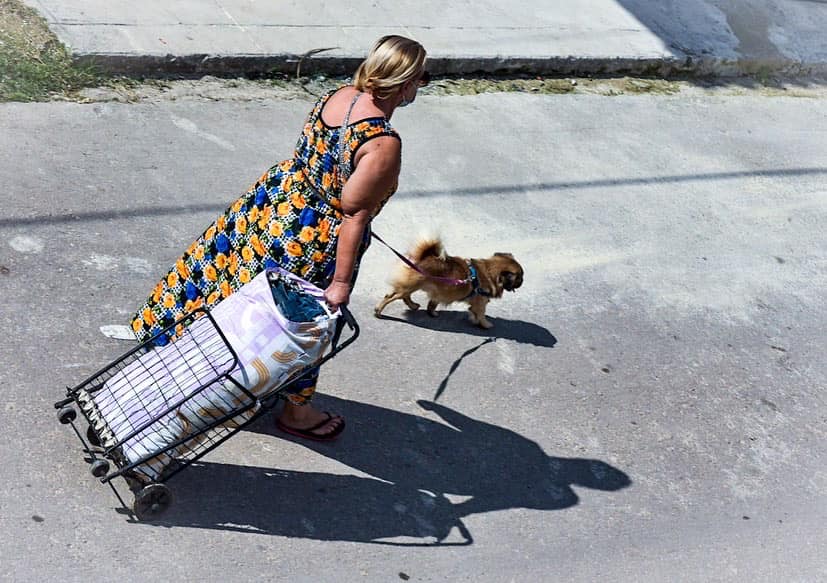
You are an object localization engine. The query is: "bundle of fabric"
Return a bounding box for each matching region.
[79,267,337,481]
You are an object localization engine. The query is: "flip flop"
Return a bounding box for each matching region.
[276,412,346,442]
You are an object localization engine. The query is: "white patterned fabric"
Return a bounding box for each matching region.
[82,267,338,481]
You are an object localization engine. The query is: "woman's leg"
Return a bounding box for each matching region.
[277,368,345,438]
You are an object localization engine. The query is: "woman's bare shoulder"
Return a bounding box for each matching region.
[322,86,386,127]
[353,134,401,173]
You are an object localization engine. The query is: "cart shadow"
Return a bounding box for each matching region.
[156,397,631,544]
[375,311,558,348]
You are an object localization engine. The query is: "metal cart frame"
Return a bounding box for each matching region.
[54,305,358,520]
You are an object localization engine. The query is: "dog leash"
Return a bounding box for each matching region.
[370,231,491,297]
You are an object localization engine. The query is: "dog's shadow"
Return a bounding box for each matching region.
[375,310,557,348]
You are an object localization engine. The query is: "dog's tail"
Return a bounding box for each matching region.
[408,237,446,263]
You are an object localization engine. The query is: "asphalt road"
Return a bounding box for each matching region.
[1,87,825,582]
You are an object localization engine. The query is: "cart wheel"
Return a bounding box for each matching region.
[57,406,77,424]
[86,425,101,447]
[90,459,110,478]
[133,484,173,521]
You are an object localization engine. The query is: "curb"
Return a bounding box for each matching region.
[73,53,827,80]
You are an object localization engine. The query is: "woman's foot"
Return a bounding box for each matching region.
[276,403,345,442]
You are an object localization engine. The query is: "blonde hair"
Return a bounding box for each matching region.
[353,35,427,101]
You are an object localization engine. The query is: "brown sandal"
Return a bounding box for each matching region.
[276,412,345,442]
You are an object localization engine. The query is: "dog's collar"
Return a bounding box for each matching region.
[464,260,492,299]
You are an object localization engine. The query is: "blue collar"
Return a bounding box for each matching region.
[464,260,492,299]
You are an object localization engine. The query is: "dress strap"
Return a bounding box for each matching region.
[311,88,336,123]
[337,92,362,182]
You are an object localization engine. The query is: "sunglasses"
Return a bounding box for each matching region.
[417,70,431,87]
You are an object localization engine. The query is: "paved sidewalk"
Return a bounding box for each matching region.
[20,0,827,78]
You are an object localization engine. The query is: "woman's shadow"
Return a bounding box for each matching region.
[157,397,630,545]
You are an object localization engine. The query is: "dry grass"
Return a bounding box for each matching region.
[0,0,103,101]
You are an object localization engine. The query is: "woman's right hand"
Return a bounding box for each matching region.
[324,280,351,311]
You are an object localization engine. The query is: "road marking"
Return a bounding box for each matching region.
[9,235,44,253]
[497,340,515,375]
[171,116,236,151]
[82,254,153,275]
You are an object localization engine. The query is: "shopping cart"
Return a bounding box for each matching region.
[54,268,358,520]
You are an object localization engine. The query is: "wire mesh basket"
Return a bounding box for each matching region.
[55,287,358,520]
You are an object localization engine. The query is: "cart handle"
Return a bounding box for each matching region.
[322,305,359,367]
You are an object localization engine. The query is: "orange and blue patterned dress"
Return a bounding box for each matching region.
[130,87,400,348]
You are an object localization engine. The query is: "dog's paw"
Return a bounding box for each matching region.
[470,314,493,329]
[404,301,421,311]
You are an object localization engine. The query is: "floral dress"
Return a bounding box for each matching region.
[130,87,400,347]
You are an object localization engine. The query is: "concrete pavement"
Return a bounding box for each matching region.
[1,88,826,581]
[19,0,827,78]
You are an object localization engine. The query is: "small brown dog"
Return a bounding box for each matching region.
[374,237,524,328]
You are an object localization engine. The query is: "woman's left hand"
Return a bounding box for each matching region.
[324,280,351,311]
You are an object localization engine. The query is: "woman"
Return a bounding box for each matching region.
[129,35,429,441]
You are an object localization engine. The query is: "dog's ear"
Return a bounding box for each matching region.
[494,252,514,258]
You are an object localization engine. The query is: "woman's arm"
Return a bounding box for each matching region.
[325,136,401,309]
